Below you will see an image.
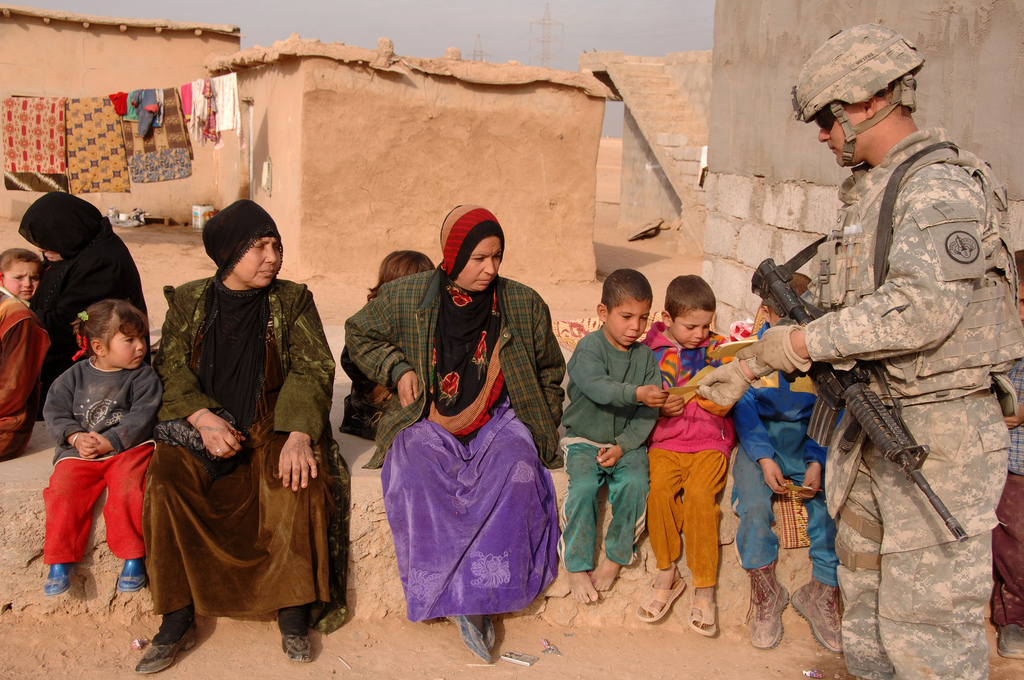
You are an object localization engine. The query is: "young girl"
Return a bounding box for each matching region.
[339,250,433,440]
[42,299,162,596]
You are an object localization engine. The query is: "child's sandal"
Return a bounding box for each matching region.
[636,577,686,623]
[688,592,718,637]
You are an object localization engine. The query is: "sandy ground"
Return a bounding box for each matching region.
[1,138,1018,679]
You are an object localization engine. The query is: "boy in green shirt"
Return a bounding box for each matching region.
[559,269,666,603]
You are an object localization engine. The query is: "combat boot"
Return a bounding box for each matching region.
[792,577,843,653]
[746,561,789,649]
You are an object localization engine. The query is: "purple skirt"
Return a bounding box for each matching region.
[381,399,560,621]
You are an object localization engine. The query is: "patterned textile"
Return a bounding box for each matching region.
[2,96,66,174]
[3,171,68,193]
[776,482,811,549]
[553,315,658,354]
[121,88,192,183]
[65,97,129,194]
[124,148,192,183]
[1008,358,1024,474]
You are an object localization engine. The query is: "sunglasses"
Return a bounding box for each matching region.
[813,106,837,131]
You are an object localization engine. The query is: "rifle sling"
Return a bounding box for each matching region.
[873,141,958,290]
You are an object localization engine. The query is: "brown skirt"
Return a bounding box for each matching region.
[143,416,335,617]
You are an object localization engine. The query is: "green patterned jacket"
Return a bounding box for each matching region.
[154,278,336,441]
[345,269,566,469]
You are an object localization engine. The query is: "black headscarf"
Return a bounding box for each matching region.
[196,200,282,434]
[18,192,105,259]
[18,193,148,407]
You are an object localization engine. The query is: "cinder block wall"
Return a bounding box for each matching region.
[706,0,1024,327]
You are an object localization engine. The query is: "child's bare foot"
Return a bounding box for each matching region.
[568,570,600,604]
[591,560,622,592]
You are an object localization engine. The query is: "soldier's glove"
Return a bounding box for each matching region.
[734,325,812,374]
[697,358,768,406]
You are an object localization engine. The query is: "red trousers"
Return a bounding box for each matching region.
[993,471,1024,627]
[43,443,153,564]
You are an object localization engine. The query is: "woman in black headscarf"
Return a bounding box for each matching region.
[137,200,349,674]
[18,193,147,407]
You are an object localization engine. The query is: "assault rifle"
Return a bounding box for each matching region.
[751,256,968,541]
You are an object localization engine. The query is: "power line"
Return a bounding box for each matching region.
[530,3,563,69]
[471,34,490,61]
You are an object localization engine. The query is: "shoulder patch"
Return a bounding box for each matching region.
[944,230,980,264]
[909,199,986,282]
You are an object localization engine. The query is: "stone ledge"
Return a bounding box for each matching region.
[1,419,814,633]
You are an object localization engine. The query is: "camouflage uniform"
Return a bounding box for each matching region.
[803,127,1022,679]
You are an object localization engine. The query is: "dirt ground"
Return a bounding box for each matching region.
[0,138,1018,679]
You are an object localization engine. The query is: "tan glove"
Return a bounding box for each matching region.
[734,325,811,374]
[697,357,771,406]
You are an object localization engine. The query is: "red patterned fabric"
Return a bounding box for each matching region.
[2,96,66,174]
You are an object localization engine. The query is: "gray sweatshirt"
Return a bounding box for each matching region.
[43,359,162,464]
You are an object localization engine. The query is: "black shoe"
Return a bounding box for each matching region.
[134,624,195,674]
[282,634,312,663]
[448,615,490,662]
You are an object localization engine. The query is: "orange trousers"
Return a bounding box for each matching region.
[646,448,727,588]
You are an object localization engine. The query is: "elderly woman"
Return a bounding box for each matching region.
[345,205,564,661]
[17,193,148,408]
[136,200,349,674]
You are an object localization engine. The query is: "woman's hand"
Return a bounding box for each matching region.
[397,370,419,407]
[189,408,242,459]
[278,431,317,492]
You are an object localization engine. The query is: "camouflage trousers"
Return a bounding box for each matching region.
[832,395,1006,679]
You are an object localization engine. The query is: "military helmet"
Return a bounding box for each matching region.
[793,24,923,123]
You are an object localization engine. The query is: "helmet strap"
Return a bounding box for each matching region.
[833,76,913,167]
[832,102,858,166]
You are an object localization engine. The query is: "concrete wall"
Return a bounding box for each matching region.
[618,51,712,239]
[705,0,1024,326]
[664,51,713,135]
[619,108,681,231]
[281,57,604,282]
[0,14,240,224]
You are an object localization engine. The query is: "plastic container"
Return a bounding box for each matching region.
[192,204,216,231]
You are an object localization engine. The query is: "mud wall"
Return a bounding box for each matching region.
[290,57,604,283]
[0,14,240,224]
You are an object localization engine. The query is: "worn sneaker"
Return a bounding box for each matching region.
[997,623,1024,660]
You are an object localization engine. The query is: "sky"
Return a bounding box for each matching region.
[34,0,716,136]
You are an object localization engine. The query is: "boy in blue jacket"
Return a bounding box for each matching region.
[732,273,841,653]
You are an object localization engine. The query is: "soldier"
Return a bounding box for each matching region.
[700,25,1024,679]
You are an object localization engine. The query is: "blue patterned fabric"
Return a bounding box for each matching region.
[1008,358,1024,475]
[126,147,192,183]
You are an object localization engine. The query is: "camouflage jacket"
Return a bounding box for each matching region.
[154,278,336,442]
[804,128,1024,403]
[344,269,566,469]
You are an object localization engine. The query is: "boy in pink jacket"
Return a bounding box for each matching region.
[636,275,735,636]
